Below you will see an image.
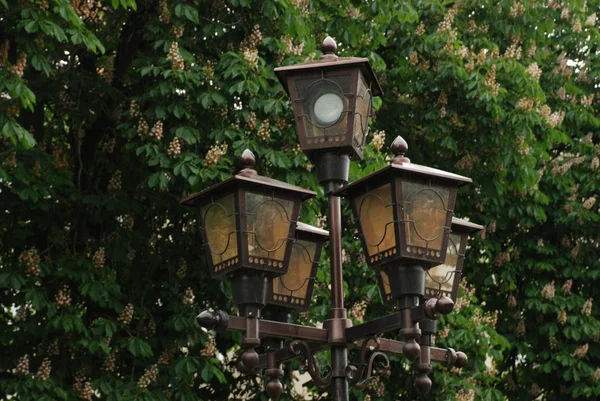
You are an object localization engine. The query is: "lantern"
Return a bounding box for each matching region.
[377,217,483,304]
[424,217,483,301]
[267,222,328,310]
[274,37,383,160]
[180,150,315,315]
[335,136,472,270]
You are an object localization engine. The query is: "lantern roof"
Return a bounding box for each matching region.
[274,36,383,97]
[180,150,316,206]
[451,217,484,233]
[334,136,471,197]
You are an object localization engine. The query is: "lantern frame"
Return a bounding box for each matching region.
[180,153,316,280]
[267,222,328,311]
[274,37,383,160]
[335,138,471,269]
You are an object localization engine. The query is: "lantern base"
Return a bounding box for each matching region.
[386,264,426,300]
[315,151,350,194]
[231,271,268,318]
[419,319,437,347]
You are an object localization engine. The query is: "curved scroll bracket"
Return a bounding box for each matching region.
[346,337,390,390]
[290,340,332,390]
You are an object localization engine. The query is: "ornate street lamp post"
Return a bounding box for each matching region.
[188,38,480,401]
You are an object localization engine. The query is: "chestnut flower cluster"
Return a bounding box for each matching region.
[137,364,158,388]
[55,285,72,307]
[118,303,134,325]
[19,248,41,277]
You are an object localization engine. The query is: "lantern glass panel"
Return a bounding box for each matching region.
[201,193,238,266]
[273,240,316,304]
[353,73,372,149]
[379,271,393,302]
[425,233,460,298]
[401,181,450,253]
[246,192,294,261]
[354,183,396,257]
[294,74,352,138]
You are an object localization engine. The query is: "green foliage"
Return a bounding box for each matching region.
[1,0,599,400]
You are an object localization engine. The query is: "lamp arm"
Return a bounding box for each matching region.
[197,311,329,343]
[345,312,404,342]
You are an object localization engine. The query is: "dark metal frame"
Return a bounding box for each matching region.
[198,311,468,369]
[193,39,475,401]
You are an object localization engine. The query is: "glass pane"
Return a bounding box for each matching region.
[246,192,294,261]
[401,181,450,252]
[273,240,316,299]
[425,233,460,298]
[201,194,238,266]
[353,73,372,149]
[354,183,396,257]
[294,75,351,139]
[379,271,392,299]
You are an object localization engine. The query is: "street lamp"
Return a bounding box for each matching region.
[191,37,477,401]
[182,149,315,370]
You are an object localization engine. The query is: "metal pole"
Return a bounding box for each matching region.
[316,151,351,401]
[328,194,349,401]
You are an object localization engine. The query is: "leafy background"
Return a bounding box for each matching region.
[1,0,599,400]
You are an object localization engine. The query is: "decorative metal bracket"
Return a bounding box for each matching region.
[345,337,390,390]
[290,340,332,390]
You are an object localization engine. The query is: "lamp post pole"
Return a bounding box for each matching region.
[324,168,351,401]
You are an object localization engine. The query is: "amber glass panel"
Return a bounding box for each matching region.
[294,75,351,137]
[401,181,450,252]
[379,271,392,299]
[354,183,396,256]
[273,240,316,298]
[425,233,460,297]
[353,73,372,149]
[201,194,238,265]
[246,192,294,261]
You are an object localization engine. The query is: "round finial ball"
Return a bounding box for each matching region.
[237,360,251,374]
[266,379,284,400]
[391,136,408,155]
[240,149,256,168]
[322,36,337,54]
[435,296,455,315]
[455,351,468,368]
[241,349,259,370]
[415,374,433,395]
[402,339,421,362]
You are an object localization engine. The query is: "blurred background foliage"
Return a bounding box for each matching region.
[1,0,599,400]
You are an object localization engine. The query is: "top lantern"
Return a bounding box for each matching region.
[335,137,472,268]
[274,36,383,160]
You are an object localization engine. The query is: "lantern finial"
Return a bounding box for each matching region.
[391,136,410,164]
[321,36,337,56]
[238,149,257,177]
